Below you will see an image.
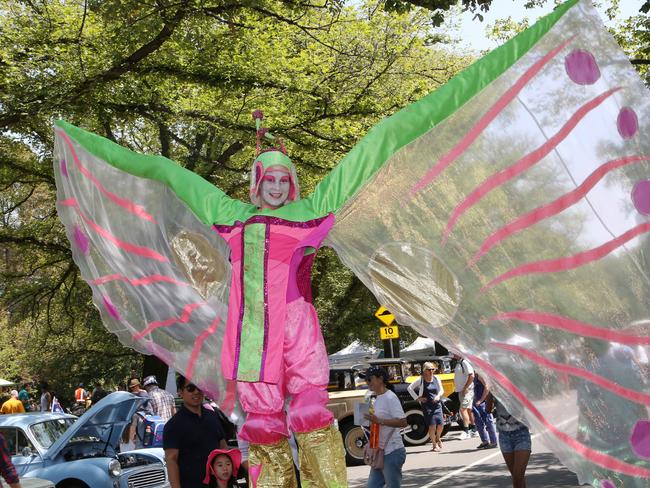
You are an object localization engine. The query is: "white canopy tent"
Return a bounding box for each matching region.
[0,379,16,387]
[329,340,377,357]
[402,337,436,352]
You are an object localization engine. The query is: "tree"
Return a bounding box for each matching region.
[0,0,471,396]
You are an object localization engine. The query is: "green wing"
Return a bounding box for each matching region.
[55,120,253,225]
[305,0,578,216]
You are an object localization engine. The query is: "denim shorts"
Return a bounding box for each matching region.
[498,427,531,453]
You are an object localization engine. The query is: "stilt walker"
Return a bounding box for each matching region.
[53,2,650,486]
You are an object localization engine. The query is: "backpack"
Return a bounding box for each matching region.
[136,413,166,447]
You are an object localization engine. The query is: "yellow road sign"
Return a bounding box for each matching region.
[375,306,394,326]
[380,325,400,340]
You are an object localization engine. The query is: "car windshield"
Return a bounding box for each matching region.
[30,418,76,449]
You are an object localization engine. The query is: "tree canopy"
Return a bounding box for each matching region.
[0,0,647,403]
[0,0,471,399]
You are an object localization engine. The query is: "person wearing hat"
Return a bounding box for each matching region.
[363,366,407,488]
[143,375,176,421]
[128,378,153,415]
[203,448,243,488]
[211,112,346,487]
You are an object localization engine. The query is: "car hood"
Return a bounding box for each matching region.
[44,391,143,460]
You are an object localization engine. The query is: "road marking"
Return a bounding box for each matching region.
[420,415,578,487]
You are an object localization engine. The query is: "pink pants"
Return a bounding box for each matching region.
[237,297,333,444]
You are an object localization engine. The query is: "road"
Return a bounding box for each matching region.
[346,429,584,487]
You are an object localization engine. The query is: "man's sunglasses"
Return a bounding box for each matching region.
[184,383,201,393]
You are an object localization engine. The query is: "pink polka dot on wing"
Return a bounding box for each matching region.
[630,419,650,459]
[599,481,616,488]
[565,49,600,85]
[632,180,650,216]
[617,107,638,139]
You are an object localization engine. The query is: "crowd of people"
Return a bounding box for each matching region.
[153,358,532,488]
[1,360,532,488]
[365,356,532,488]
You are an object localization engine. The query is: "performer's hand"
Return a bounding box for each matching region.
[418,396,427,404]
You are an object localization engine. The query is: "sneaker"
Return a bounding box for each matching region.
[458,431,470,440]
[487,443,498,449]
[476,442,489,449]
[471,430,479,438]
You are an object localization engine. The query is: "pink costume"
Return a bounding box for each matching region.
[215,214,335,443]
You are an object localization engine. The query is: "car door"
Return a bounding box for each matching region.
[0,426,43,475]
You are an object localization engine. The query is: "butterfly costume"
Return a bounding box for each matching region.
[54,1,649,486]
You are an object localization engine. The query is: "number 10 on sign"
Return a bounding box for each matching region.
[380,325,399,340]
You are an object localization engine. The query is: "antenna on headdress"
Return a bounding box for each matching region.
[252,110,287,157]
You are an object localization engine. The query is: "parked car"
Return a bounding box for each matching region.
[0,391,169,488]
[326,356,457,465]
[19,478,55,488]
[327,365,367,392]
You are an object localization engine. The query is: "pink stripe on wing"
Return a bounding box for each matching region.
[486,310,650,345]
[408,37,575,197]
[57,129,157,224]
[492,342,650,406]
[91,273,189,287]
[132,302,208,340]
[144,342,175,365]
[443,87,621,244]
[186,314,221,378]
[467,353,650,478]
[482,222,650,291]
[470,155,650,265]
[59,198,168,262]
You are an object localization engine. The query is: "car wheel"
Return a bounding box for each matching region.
[402,409,429,446]
[339,418,367,466]
[57,482,89,488]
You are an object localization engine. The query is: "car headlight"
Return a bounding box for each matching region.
[108,458,122,477]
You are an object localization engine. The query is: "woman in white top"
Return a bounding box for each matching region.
[407,361,445,451]
[363,366,408,488]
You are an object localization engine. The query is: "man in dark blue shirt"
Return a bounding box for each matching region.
[163,375,227,488]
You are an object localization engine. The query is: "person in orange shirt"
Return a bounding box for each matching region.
[0,391,25,414]
[74,383,88,405]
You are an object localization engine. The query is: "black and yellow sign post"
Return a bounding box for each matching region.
[375,306,400,358]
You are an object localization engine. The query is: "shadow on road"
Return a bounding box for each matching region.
[350,452,584,488]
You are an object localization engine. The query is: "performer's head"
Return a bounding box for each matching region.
[249,110,300,208]
[249,152,300,209]
[203,448,241,487]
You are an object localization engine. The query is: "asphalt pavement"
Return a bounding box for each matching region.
[346,429,584,487]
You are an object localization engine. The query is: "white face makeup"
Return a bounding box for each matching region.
[260,168,291,209]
